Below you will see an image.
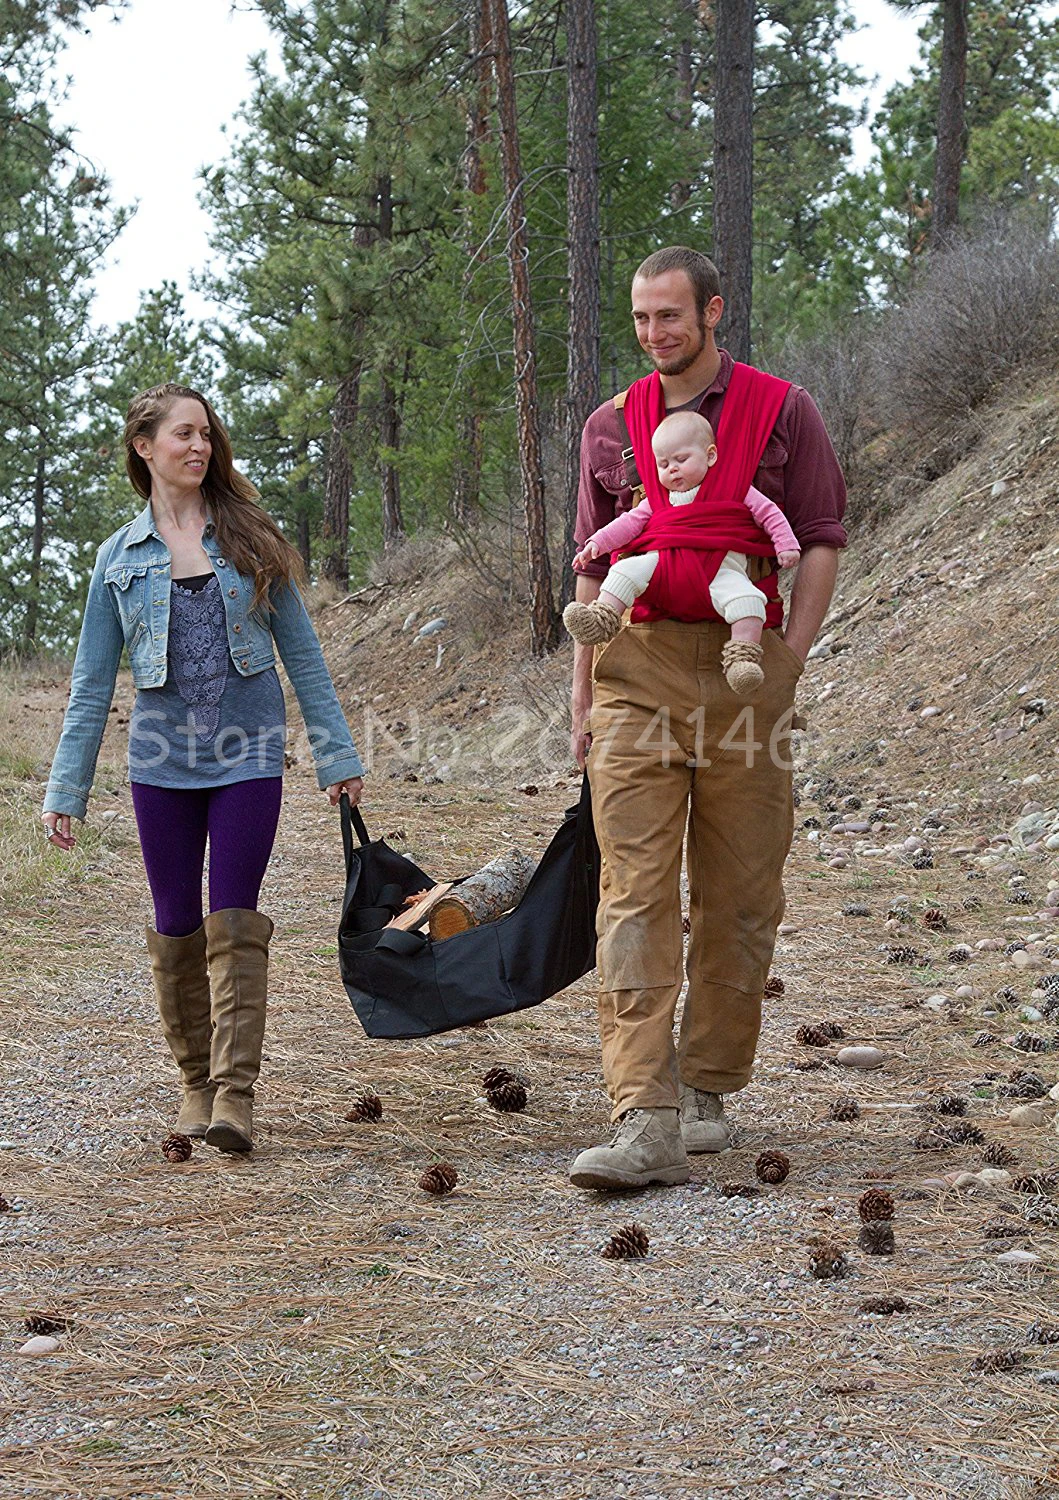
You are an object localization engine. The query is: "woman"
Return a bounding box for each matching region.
[41,383,364,1154]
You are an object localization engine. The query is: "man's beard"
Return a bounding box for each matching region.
[652,314,707,376]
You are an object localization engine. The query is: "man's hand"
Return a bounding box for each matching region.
[571,684,593,770]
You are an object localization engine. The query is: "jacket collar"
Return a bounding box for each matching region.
[125,501,159,546]
[125,500,216,546]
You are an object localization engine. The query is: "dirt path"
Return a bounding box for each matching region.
[3,730,1059,1500]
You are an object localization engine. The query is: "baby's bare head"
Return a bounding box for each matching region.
[651,410,717,490]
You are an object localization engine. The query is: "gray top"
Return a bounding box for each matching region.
[129,574,286,787]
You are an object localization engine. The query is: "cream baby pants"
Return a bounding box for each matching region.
[602,550,767,623]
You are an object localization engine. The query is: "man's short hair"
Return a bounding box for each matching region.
[634,247,721,316]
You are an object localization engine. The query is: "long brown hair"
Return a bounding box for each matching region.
[123,383,306,612]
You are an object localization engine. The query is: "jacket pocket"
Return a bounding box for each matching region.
[104,564,150,629]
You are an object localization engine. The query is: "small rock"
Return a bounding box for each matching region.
[996,1249,1040,1265]
[835,1045,885,1070]
[975,1168,1013,1188]
[401,610,420,631]
[828,857,848,869]
[990,478,1009,498]
[920,706,941,719]
[954,986,975,1000]
[920,1177,952,1194]
[414,617,448,640]
[18,1336,63,1358]
[1009,1104,1047,1127]
[923,994,951,1012]
[777,923,799,936]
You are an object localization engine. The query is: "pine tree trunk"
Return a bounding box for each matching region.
[713,0,754,364]
[452,1,491,527]
[561,0,600,609]
[380,369,405,550]
[321,368,361,589]
[931,0,967,248]
[23,447,45,649]
[486,0,559,654]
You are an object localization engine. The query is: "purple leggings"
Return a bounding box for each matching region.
[131,779,283,937]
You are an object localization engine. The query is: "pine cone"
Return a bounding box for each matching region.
[601,1222,649,1260]
[947,945,973,963]
[1010,1030,1048,1053]
[1027,1322,1059,1345]
[859,1295,908,1315]
[983,1216,1021,1239]
[997,1070,1047,1099]
[971,1031,999,1048]
[923,907,949,931]
[842,903,871,917]
[1007,890,1033,905]
[482,1066,524,1091]
[22,1314,68,1337]
[161,1133,193,1163]
[943,1120,985,1146]
[796,1024,832,1048]
[857,1187,895,1222]
[934,1095,968,1116]
[755,1150,790,1185]
[344,1092,382,1123]
[486,1079,528,1113]
[809,1242,848,1279]
[887,901,910,920]
[418,1162,458,1195]
[827,1097,860,1122]
[820,1021,846,1040]
[0,1194,10,1212]
[963,894,984,911]
[763,974,785,997]
[1023,1200,1059,1227]
[720,1182,761,1198]
[993,987,1021,1011]
[913,1127,952,1151]
[793,1057,825,1071]
[911,851,934,870]
[858,1221,895,1255]
[886,945,922,966]
[1012,1170,1059,1194]
[970,1348,1026,1374]
[1005,941,1027,955]
[980,1141,1019,1167]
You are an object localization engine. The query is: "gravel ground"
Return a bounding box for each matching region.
[3,737,1059,1499]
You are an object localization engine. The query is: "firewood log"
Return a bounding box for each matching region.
[428,850,537,940]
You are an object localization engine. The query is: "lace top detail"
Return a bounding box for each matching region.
[169,575,229,740]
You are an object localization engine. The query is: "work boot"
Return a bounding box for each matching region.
[145,924,215,1138]
[721,640,764,699]
[569,1108,690,1189]
[563,599,622,646]
[203,908,273,1154]
[678,1083,732,1153]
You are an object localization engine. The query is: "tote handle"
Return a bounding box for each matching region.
[339,791,371,869]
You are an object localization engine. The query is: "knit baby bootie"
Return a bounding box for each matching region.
[563,599,622,646]
[721,640,764,699]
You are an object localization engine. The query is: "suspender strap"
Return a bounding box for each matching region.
[612,388,645,501]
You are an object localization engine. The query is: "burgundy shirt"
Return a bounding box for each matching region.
[574,348,848,581]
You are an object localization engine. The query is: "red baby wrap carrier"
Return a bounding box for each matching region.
[620,362,792,626]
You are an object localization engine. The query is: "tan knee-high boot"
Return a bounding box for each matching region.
[203,908,273,1153]
[145,924,215,1138]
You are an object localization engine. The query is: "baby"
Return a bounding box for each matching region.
[563,409,800,697]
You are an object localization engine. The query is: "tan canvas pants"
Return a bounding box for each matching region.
[588,620,802,1119]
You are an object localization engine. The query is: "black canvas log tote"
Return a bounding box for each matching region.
[337,777,601,1038]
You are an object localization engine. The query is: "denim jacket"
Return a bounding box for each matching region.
[44,502,364,819]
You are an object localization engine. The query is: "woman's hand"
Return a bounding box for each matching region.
[41,812,77,851]
[327,777,364,807]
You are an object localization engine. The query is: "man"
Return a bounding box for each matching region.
[568,246,846,1189]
